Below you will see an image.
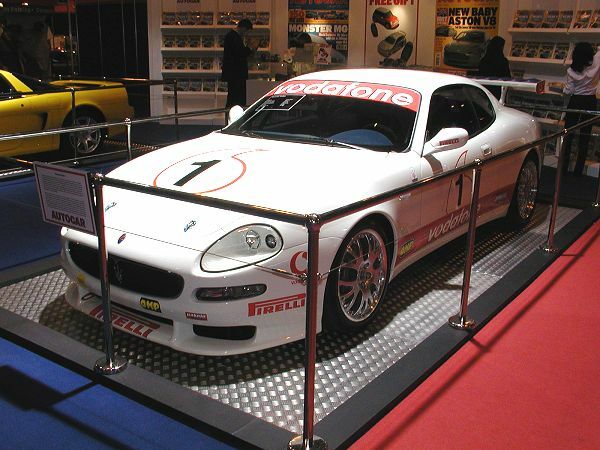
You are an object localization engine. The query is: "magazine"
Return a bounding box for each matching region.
[187,58,201,70]
[524,42,541,58]
[162,35,175,48]
[177,80,189,91]
[189,80,203,91]
[202,78,216,93]
[200,57,214,71]
[256,12,270,26]
[175,58,188,70]
[163,58,177,70]
[538,42,556,59]
[162,12,176,25]
[556,10,573,28]
[527,10,544,28]
[510,41,525,58]
[512,10,529,28]
[201,35,215,48]
[175,12,188,26]
[175,36,188,48]
[573,10,592,28]
[590,9,600,29]
[553,43,570,60]
[188,35,201,48]
[542,10,559,28]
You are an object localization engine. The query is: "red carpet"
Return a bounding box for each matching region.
[352,220,600,449]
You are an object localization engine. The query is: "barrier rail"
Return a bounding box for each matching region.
[1,107,600,450]
[0,107,228,172]
[0,77,192,163]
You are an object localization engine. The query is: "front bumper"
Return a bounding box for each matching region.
[60,228,337,355]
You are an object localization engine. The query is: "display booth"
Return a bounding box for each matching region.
[1,1,600,449]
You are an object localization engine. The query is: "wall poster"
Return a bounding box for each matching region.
[364,0,419,68]
[434,0,500,74]
[288,0,349,65]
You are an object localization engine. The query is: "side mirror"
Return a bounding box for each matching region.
[227,105,244,125]
[423,127,469,156]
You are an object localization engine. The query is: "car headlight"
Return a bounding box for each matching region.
[201,224,283,272]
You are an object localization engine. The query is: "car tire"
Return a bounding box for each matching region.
[61,109,105,155]
[505,156,538,228]
[371,22,378,38]
[323,222,390,331]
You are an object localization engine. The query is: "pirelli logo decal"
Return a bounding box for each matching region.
[89,305,159,338]
[248,294,306,317]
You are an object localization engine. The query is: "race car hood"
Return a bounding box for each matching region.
[96,132,415,248]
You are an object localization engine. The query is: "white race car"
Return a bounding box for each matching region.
[61,69,541,355]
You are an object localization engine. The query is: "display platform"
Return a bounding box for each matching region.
[0,204,597,449]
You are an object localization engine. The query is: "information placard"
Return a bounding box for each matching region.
[33,162,96,235]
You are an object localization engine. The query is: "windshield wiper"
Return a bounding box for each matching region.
[294,134,367,150]
[226,130,265,139]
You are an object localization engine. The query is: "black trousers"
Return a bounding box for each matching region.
[563,94,598,175]
[225,78,247,108]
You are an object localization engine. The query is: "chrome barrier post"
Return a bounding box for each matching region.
[92,174,128,375]
[70,88,78,163]
[173,79,180,143]
[289,214,327,450]
[543,134,566,253]
[449,160,482,330]
[594,158,600,208]
[125,118,132,161]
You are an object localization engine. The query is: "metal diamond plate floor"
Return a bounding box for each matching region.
[0,205,581,433]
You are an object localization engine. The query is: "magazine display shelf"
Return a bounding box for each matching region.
[148,0,274,124]
[507,1,600,70]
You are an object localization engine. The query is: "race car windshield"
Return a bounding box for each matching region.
[223,93,417,152]
[12,73,63,93]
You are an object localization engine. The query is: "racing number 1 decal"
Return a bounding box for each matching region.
[174,160,220,187]
[455,174,463,207]
[153,151,250,194]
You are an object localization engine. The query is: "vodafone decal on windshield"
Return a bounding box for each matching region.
[267,80,421,111]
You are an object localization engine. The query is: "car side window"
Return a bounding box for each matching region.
[466,86,495,132]
[0,76,13,99]
[426,85,479,140]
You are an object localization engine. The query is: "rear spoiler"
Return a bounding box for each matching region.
[469,77,546,104]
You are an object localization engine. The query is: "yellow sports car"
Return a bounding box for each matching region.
[0,70,134,157]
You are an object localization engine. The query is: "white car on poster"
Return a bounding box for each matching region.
[60,69,541,355]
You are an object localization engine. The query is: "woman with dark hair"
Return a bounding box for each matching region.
[562,42,600,176]
[477,36,511,99]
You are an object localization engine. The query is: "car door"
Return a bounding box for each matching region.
[419,84,490,246]
[462,85,509,213]
[0,75,48,156]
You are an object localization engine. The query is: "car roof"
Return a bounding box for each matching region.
[291,69,483,98]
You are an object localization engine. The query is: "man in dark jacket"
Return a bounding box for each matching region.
[221,19,256,107]
[0,22,25,74]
